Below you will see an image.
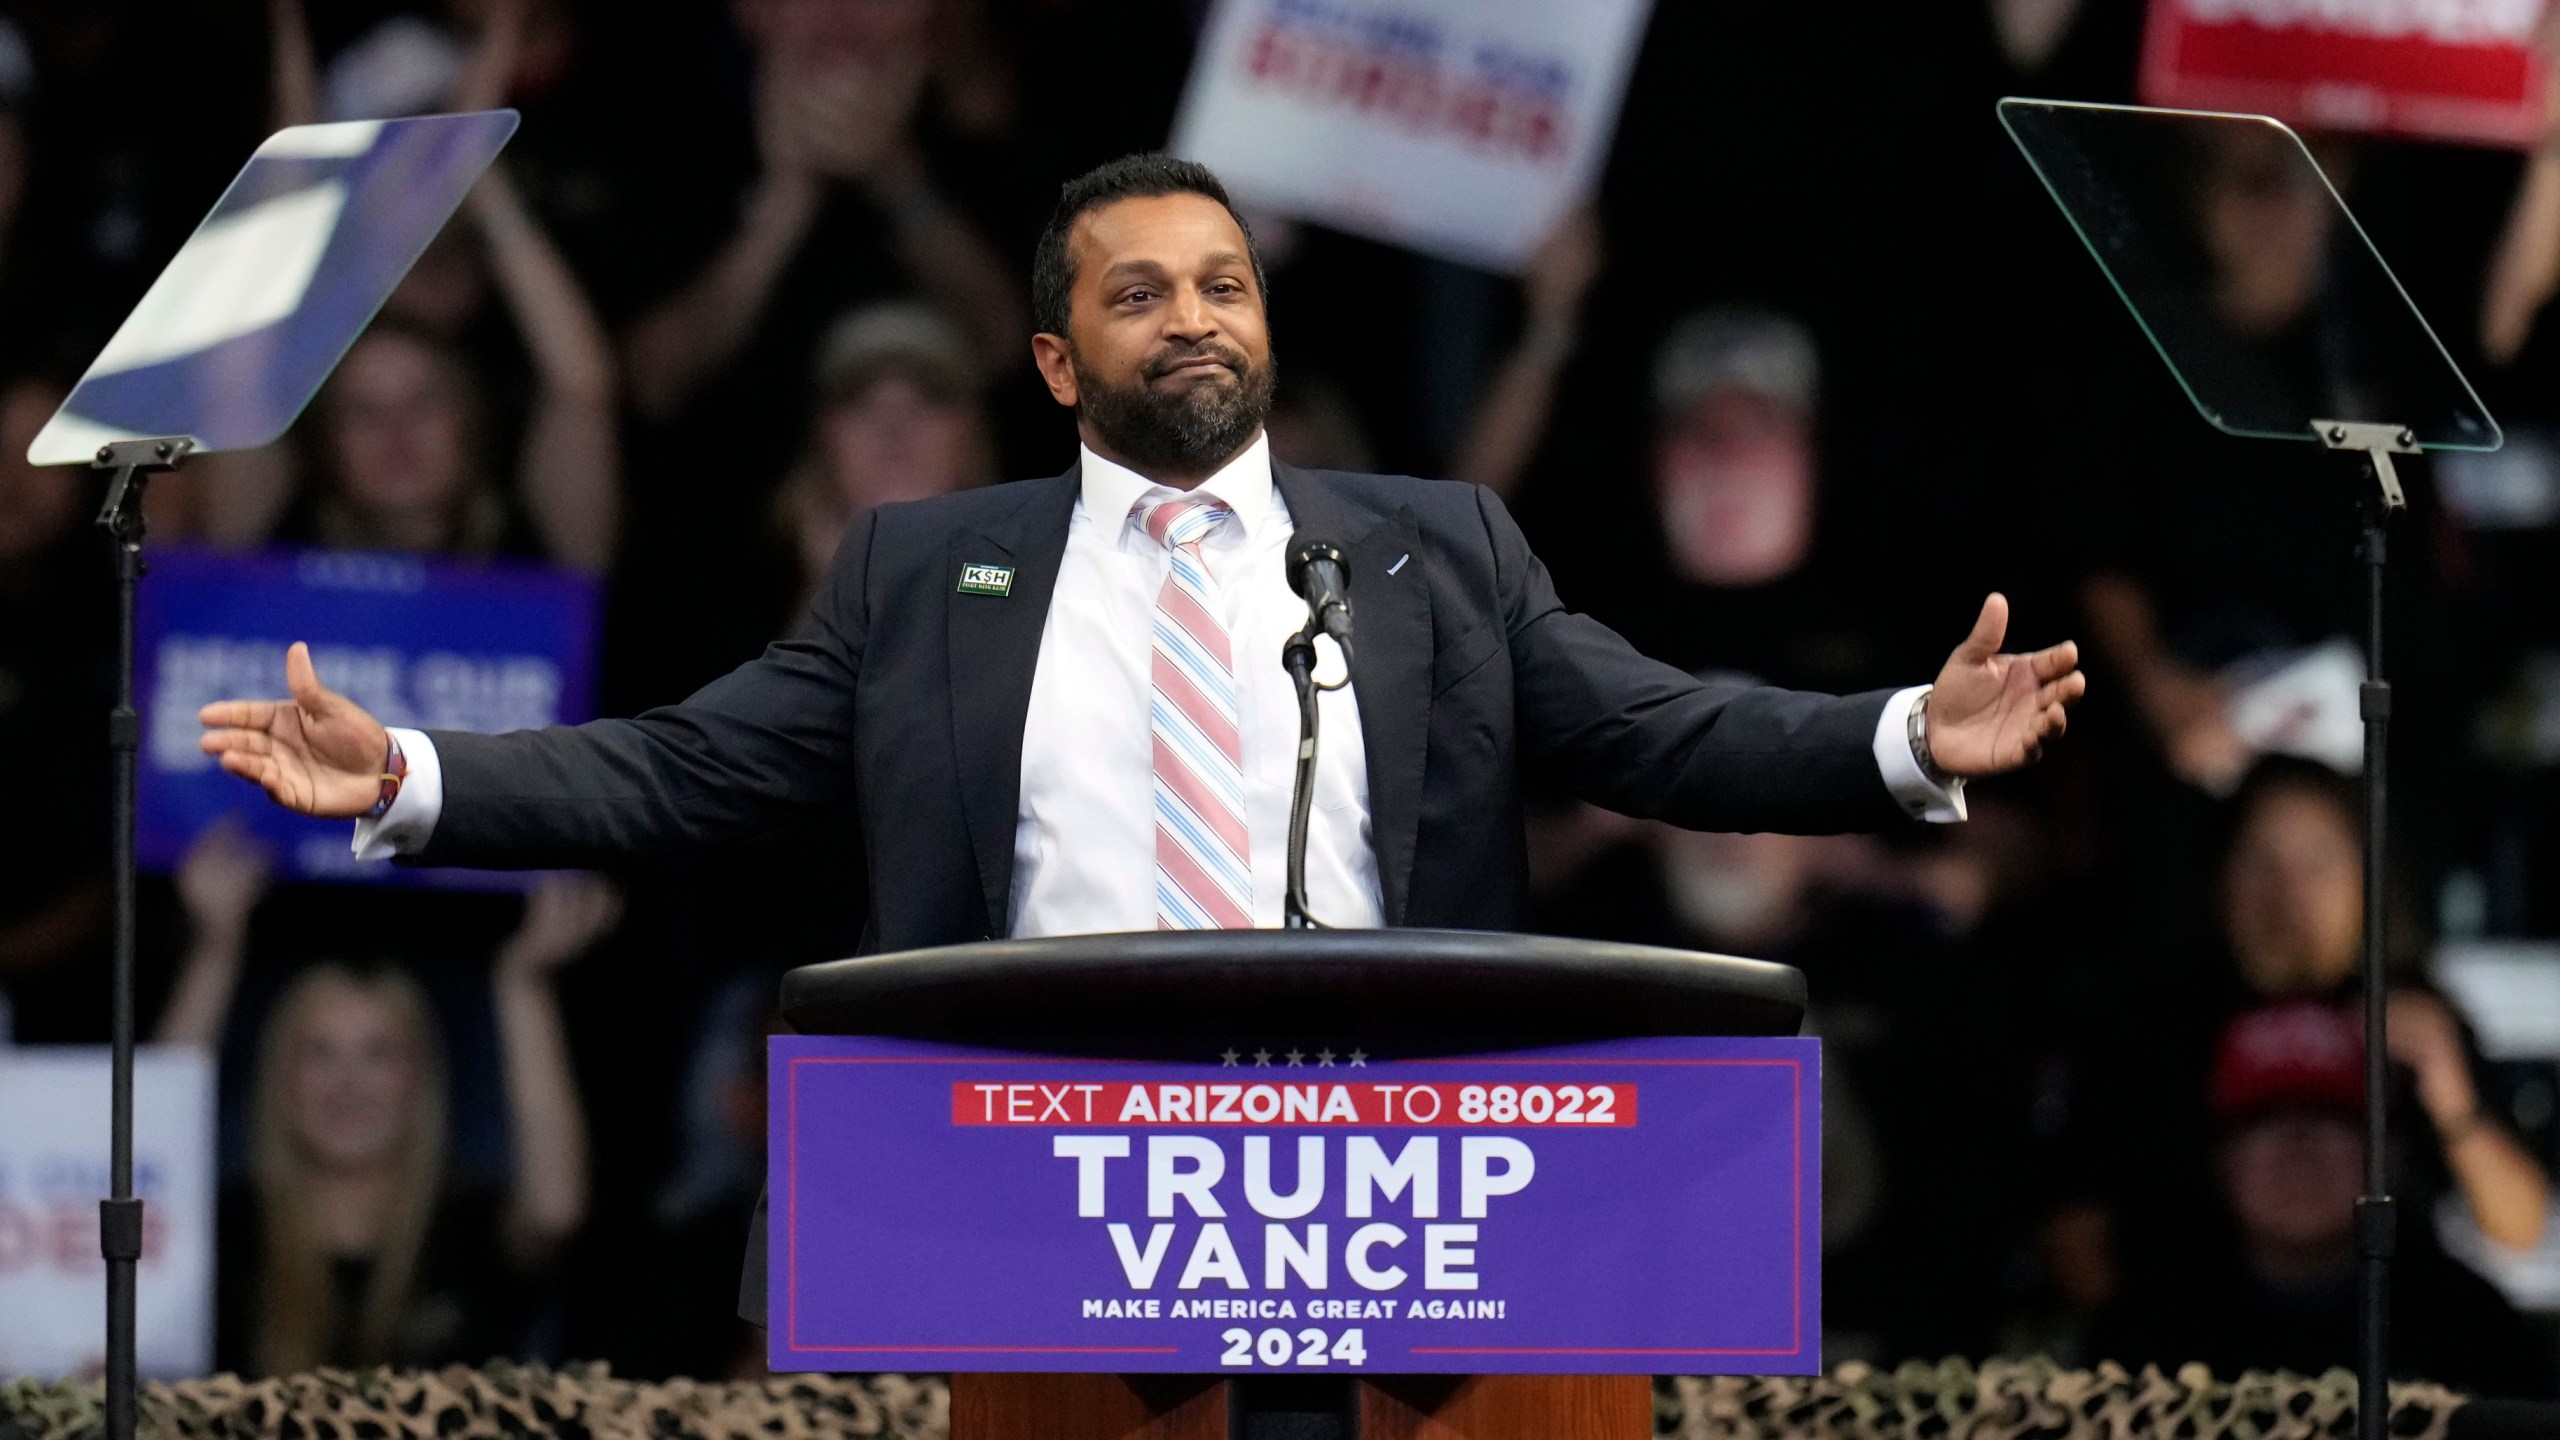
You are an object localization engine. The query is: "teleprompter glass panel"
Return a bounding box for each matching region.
[28,110,518,466]
[1998,98,2498,452]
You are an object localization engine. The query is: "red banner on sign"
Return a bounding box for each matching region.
[950,1080,1639,1128]
[2141,0,2551,149]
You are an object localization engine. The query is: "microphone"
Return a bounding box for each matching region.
[1286,539,1353,647]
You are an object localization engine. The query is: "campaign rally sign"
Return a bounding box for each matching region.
[2141,0,2551,148]
[137,546,598,886]
[770,1036,1819,1374]
[0,1048,214,1380]
[1170,0,1653,271]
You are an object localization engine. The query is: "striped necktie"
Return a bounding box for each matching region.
[1137,493,1252,929]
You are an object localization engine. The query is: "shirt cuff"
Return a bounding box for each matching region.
[352,728,444,860]
[1873,685,1967,824]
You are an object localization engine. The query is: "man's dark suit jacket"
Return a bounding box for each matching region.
[418,459,1919,1325]
[417,461,1911,943]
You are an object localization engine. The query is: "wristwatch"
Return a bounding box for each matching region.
[1908,689,1957,790]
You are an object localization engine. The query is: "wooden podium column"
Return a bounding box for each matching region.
[950,1376,1225,1440]
[1362,1376,1650,1439]
[948,1374,1650,1440]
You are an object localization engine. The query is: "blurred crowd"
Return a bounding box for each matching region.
[4,0,2560,1393]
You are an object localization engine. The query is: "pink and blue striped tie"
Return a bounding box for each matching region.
[1138,494,1252,929]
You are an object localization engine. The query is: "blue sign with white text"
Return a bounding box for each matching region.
[136,545,596,887]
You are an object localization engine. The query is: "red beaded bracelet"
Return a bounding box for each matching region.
[364,732,408,819]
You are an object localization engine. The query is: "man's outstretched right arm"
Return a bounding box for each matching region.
[201,512,878,870]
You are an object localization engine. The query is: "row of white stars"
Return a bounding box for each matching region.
[1217,1047,1366,1067]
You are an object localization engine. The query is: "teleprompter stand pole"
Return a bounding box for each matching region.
[2313,418,2411,1440]
[91,435,192,1440]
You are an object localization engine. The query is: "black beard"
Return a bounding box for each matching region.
[1074,341,1277,478]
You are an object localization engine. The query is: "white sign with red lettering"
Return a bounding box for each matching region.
[1170,0,1652,271]
[2142,0,2552,148]
[0,1048,214,1379]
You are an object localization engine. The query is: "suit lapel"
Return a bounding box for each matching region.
[1271,464,1431,925]
[948,466,1082,936]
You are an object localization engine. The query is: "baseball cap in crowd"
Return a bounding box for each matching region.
[2210,1000,2365,1121]
[813,301,982,406]
[1651,305,1820,419]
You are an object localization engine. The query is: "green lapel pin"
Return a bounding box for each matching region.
[957,563,1014,597]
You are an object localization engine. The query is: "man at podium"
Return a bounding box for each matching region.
[198,153,2084,946]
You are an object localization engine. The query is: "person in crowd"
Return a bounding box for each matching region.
[608,975,777,1380]
[773,300,993,613]
[2043,755,2549,1360]
[273,0,570,130]
[1451,205,1601,501]
[619,0,1021,425]
[2215,758,2547,1250]
[275,251,618,572]
[2076,121,2359,793]
[250,157,619,571]
[157,825,616,1373]
[2092,1000,2555,1396]
[205,0,620,569]
[1532,757,2061,1362]
[1503,302,1928,702]
[2477,2,2560,366]
[0,371,108,1042]
[2074,120,2508,802]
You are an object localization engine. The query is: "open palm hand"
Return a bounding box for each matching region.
[1928,594,2086,778]
[196,642,391,818]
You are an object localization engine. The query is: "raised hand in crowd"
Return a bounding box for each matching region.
[623,6,1022,421]
[1925,593,2086,777]
[1452,204,1603,498]
[767,47,927,184]
[2479,0,2560,365]
[496,872,623,982]
[493,873,618,1262]
[2388,988,2551,1251]
[2081,570,2251,792]
[197,642,392,820]
[268,0,533,127]
[264,0,320,130]
[155,822,275,1049]
[1989,0,2085,74]
[469,162,621,571]
[245,0,619,571]
[448,0,530,115]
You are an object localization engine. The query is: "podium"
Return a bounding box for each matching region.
[778,929,1811,1440]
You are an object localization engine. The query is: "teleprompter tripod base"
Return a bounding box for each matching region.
[949,1374,1649,1439]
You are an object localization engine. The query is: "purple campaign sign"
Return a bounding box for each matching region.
[136,545,597,888]
[770,1035,1819,1375]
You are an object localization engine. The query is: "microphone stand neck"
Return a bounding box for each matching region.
[1281,626,1322,930]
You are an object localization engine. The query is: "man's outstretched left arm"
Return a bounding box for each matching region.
[1484,488,2082,833]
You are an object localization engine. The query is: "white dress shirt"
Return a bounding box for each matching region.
[356,433,1963,905]
[1010,434,1381,934]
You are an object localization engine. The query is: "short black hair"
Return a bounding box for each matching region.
[1031,153,1269,339]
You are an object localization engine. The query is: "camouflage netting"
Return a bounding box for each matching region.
[1658,1359,2464,1439]
[0,1358,2468,1440]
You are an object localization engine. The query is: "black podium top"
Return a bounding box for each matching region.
[780,928,1803,1059]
